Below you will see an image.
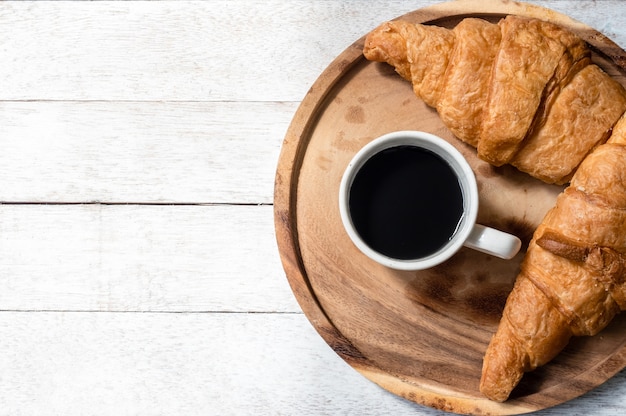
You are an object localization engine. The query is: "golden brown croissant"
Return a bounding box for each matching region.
[479,128,626,401]
[363,15,626,184]
[480,113,626,402]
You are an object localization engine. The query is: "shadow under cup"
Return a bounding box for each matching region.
[339,131,479,271]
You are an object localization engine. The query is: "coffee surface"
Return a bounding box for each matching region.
[349,145,464,259]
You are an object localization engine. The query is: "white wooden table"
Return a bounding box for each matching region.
[1,1,624,415]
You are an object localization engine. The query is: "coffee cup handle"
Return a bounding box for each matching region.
[463,224,522,260]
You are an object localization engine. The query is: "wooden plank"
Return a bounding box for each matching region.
[0,1,622,102]
[0,311,426,415]
[0,311,623,415]
[0,101,293,204]
[0,204,298,313]
[0,0,421,102]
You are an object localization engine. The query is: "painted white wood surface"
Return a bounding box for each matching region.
[0,204,298,312]
[0,101,294,203]
[0,1,624,415]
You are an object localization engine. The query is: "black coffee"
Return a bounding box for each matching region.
[349,145,464,260]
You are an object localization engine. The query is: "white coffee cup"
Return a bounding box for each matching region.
[339,131,521,271]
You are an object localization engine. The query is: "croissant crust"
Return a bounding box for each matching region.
[480,143,626,401]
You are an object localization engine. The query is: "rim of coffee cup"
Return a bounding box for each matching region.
[338,130,479,270]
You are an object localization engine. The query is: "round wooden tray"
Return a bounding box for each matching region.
[273,1,626,414]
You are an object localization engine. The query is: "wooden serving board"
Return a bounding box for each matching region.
[274,0,626,414]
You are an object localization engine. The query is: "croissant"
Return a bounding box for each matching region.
[479,114,626,401]
[363,15,626,184]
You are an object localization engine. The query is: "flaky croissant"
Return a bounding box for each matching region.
[480,114,626,401]
[363,15,626,184]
